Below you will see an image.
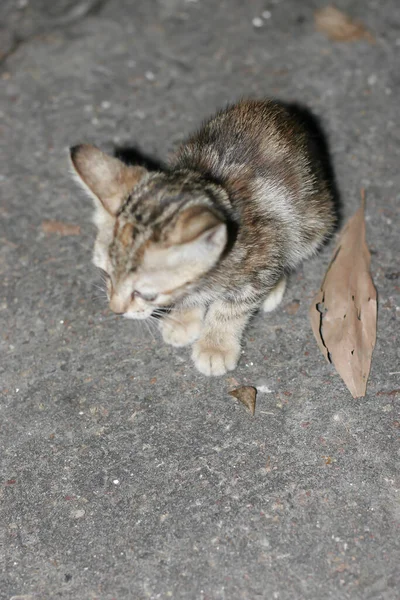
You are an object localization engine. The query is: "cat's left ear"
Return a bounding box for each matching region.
[154,205,228,268]
[69,144,147,215]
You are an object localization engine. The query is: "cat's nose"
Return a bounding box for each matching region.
[109,294,128,315]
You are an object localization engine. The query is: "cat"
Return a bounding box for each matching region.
[70,99,336,376]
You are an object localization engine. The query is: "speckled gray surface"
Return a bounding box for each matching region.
[1,1,399,599]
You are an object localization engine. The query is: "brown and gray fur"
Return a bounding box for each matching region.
[70,99,336,376]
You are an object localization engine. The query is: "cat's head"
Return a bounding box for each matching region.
[69,144,227,319]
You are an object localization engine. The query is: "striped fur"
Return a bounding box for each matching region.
[70,99,336,375]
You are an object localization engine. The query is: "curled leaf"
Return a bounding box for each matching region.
[310,191,377,398]
[315,6,375,43]
[229,386,257,415]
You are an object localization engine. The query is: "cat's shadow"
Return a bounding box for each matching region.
[114,146,166,172]
[114,103,342,231]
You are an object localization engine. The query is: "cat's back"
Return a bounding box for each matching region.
[174,99,307,179]
[174,99,336,266]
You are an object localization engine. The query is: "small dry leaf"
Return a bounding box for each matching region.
[229,386,257,415]
[315,6,375,43]
[284,300,300,315]
[310,191,377,398]
[42,220,81,236]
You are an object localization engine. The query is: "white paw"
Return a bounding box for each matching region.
[161,317,202,347]
[263,276,287,313]
[192,341,240,376]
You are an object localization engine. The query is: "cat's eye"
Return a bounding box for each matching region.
[132,290,157,302]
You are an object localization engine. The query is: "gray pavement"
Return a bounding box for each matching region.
[1,1,399,599]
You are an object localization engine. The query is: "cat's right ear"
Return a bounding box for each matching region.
[69,144,147,216]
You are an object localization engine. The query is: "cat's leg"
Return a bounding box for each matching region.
[160,305,206,347]
[192,300,253,376]
[262,275,287,313]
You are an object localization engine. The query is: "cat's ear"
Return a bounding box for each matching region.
[69,144,147,215]
[166,206,227,264]
[142,206,227,276]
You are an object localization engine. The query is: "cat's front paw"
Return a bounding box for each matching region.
[192,341,240,376]
[160,308,204,347]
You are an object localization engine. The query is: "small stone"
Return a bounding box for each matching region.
[252,17,263,28]
[262,10,272,19]
[256,383,273,393]
[70,509,85,519]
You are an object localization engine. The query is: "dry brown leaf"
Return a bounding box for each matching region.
[284,300,300,315]
[229,386,257,415]
[310,191,377,398]
[315,6,375,43]
[42,220,81,236]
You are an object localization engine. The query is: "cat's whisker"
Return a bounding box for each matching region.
[91,293,106,300]
[151,307,181,319]
[139,318,156,341]
[151,310,172,322]
[147,321,157,340]
[147,316,162,337]
[91,282,107,291]
[91,296,108,304]
[92,289,107,299]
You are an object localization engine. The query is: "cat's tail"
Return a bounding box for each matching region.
[262,276,287,313]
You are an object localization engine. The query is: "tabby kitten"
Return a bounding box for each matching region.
[70,99,336,376]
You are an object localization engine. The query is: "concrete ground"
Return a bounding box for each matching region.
[1,1,399,598]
